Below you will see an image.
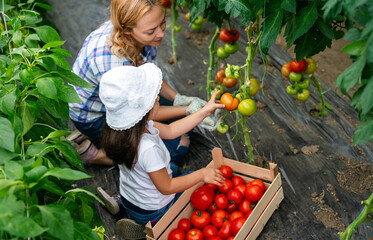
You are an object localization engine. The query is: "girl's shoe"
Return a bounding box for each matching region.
[116,219,145,239]
[96,187,120,215]
[76,140,99,166]
[66,130,87,144]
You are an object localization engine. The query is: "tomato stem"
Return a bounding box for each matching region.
[171,0,177,62]
[240,115,254,163]
[310,74,327,116]
[207,26,221,99]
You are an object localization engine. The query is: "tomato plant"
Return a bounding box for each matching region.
[289,72,302,82]
[247,78,259,96]
[238,99,257,116]
[304,58,317,74]
[191,186,215,210]
[286,85,298,95]
[212,85,225,100]
[298,77,311,89]
[162,0,172,8]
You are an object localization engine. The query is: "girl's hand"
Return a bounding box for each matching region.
[202,90,225,117]
[201,168,225,186]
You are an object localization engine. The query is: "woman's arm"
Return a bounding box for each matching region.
[149,167,224,195]
[154,91,224,139]
[159,79,177,102]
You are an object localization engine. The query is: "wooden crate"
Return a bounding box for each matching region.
[145,147,284,240]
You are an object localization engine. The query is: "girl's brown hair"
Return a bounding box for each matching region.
[101,112,150,169]
[108,0,162,66]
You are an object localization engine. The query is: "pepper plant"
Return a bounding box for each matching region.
[0,0,103,239]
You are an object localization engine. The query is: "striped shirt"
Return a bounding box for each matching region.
[69,21,157,123]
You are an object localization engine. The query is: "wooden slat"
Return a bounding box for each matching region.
[245,187,284,239]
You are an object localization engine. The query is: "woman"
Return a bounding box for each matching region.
[68,0,205,167]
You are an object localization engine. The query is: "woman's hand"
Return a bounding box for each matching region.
[200,168,225,186]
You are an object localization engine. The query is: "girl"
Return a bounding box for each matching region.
[67,0,210,168]
[99,63,225,239]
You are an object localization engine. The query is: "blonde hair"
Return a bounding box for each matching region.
[109,0,162,66]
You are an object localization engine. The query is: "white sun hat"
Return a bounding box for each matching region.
[99,63,162,130]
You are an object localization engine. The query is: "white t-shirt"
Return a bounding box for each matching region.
[119,120,175,210]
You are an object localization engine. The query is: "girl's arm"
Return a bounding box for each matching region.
[154,91,224,140]
[149,167,225,195]
[159,79,177,102]
[154,106,187,122]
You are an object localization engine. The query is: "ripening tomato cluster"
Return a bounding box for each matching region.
[185,12,205,31]
[216,29,240,60]
[281,58,317,102]
[168,165,266,240]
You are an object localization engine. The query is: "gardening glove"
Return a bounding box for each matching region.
[186,98,206,115]
[200,109,224,130]
[173,93,197,106]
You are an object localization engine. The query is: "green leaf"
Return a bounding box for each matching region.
[38,95,68,120]
[34,25,60,43]
[260,1,283,54]
[36,78,58,101]
[66,188,104,205]
[219,0,254,24]
[0,117,15,152]
[0,179,17,192]
[39,205,74,240]
[12,30,23,46]
[290,3,318,44]
[53,69,92,88]
[2,215,46,238]
[0,90,17,116]
[343,39,367,56]
[353,115,373,145]
[25,165,48,183]
[74,221,101,240]
[42,40,66,49]
[26,142,53,158]
[54,140,85,170]
[344,27,361,41]
[43,168,91,181]
[315,18,335,39]
[78,200,93,225]
[21,102,36,136]
[281,0,296,13]
[336,55,366,95]
[51,47,72,57]
[360,77,373,114]
[322,0,343,19]
[58,84,82,103]
[41,180,66,196]
[0,148,19,164]
[35,2,53,10]
[4,160,24,180]
[47,53,71,70]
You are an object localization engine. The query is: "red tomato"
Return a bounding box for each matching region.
[226,202,238,213]
[219,165,233,179]
[231,217,246,236]
[191,186,215,210]
[220,93,239,111]
[229,211,244,222]
[290,59,308,73]
[281,62,291,77]
[162,0,172,8]
[211,209,229,229]
[208,236,223,240]
[208,202,219,213]
[234,184,246,196]
[215,194,228,210]
[186,229,204,240]
[227,189,243,204]
[218,221,232,239]
[215,70,225,82]
[218,178,234,194]
[231,176,245,186]
[168,228,186,240]
[190,210,211,230]
[222,77,238,88]
[238,199,252,215]
[203,225,218,239]
[247,179,266,192]
[178,218,191,232]
[219,29,239,43]
[205,183,218,192]
[244,185,264,203]
[244,208,253,219]
[227,237,235,240]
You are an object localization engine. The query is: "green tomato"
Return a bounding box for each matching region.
[174,25,182,32]
[212,85,225,100]
[289,72,302,82]
[217,47,229,59]
[191,23,202,31]
[298,77,311,89]
[296,88,310,101]
[286,84,298,95]
[180,0,189,7]
[235,93,242,102]
[193,16,204,25]
[224,41,239,54]
[238,99,257,116]
[217,123,229,134]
